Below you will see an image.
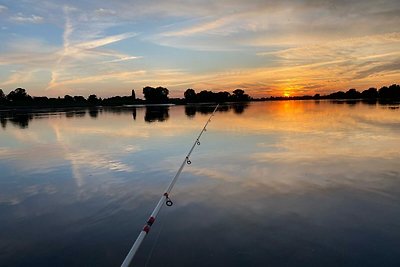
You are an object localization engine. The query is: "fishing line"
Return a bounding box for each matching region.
[121,104,219,267]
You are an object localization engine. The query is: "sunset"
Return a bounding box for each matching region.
[1,0,399,97]
[1,1,400,267]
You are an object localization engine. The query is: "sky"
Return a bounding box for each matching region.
[0,0,399,98]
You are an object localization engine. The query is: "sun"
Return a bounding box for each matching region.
[284,92,290,97]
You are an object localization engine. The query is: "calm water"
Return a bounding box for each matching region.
[1,101,400,267]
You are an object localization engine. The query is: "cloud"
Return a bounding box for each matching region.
[1,70,34,86]
[105,56,141,63]
[10,13,44,24]
[354,60,400,79]
[94,8,116,16]
[162,16,237,37]
[44,6,140,91]
[75,32,137,50]
[1,0,400,97]
[0,4,7,13]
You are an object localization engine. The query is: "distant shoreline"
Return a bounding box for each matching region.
[1,84,399,111]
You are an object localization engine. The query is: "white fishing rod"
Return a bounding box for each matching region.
[121,104,220,267]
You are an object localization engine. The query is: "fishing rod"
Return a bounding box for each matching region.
[121,104,220,267]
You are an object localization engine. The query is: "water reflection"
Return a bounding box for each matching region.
[132,108,136,120]
[144,106,170,123]
[0,102,399,267]
[0,112,34,129]
[0,103,252,130]
[88,108,99,118]
[184,103,249,118]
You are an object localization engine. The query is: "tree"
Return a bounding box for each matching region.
[216,91,231,102]
[73,95,87,105]
[142,86,169,103]
[156,86,169,101]
[131,89,136,100]
[0,89,6,104]
[361,88,378,99]
[88,94,99,105]
[379,84,400,99]
[184,88,197,102]
[232,89,250,101]
[345,88,361,99]
[64,95,74,103]
[7,88,32,103]
[328,91,346,99]
[197,90,214,102]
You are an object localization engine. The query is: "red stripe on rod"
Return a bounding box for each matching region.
[142,225,151,234]
[147,216,155,226]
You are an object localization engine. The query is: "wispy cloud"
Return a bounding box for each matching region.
[10,13,44,24]
[94,8,116,16]
[105,56,141,63]
[46,6,140,90]
[0,4,7,13]
[2,70,34,86]
[162,16,237,37]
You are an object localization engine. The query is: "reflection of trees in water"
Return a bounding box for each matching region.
[0,108,96,129]
[185,106,196,117]
[184,103,249,118]
[330,99,400,109]
[9,114,33,128]
[66,109,86,118]
[0,114,7,129]
[88,108,99,118]
[132,108,136,120]
[232,103,249,114]
[145,106,169,123]
[198,105,217,114]
[0,112,34,129]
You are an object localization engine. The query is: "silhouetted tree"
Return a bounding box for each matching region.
[328,91,346,99]
[143,86,169,103]
[197,90,215,102]
[184,88,197,102]
[216,91,231,102]
[88,94,99,105]
[131,89,136,100]
[233,89,245,97]
[345,88,361,99]
[64,95,74,103]
[32,96,49,106]
[73,96,87,105]
[361,88,378,99]
[379,84,400,99]
[0,89,6,105]
[7,88,32,103]
[232,89,250,101]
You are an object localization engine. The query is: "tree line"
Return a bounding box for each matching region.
[258,84,400,101]
[0,86,251,108]
[0,84,399,108]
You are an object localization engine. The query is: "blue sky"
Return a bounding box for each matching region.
[0,0,399,97]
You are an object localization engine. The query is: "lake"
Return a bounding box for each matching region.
[1,101,400,267]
